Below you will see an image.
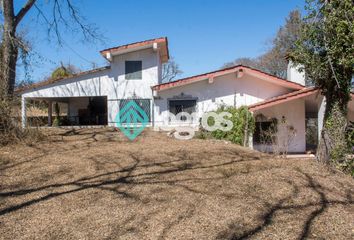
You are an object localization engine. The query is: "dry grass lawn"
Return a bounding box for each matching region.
[0,128,353,240]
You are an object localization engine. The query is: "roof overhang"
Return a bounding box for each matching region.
[100,37,169,63]
[248,87,319,112]
[16,66,111,94]
[152,65,304,92]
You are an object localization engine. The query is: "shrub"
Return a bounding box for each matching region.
[0,97,45,146]
[52,102,62,126]
[346,121,354,152]
[206,106,255,146]
[52,117,61,127]
[195,128,212,140]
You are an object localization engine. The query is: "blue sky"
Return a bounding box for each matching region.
[15,0,305,82]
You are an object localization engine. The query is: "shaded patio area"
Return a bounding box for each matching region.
[23,96,108,127]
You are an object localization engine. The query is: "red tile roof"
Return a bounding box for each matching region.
[16,66,110,94]
[152,65,305,91]
[100,37,169,63]
[17,38,170,94]
[248,87,319,111]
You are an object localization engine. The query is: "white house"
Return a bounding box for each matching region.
[19,37,354,153]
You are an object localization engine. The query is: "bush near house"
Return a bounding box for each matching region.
[198,106,255,146]
[346,121,354,151]
[0,97,45,146]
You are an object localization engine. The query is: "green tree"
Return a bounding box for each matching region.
[291,0,354,164]
[222,57,259,69]
[51,63,79,79]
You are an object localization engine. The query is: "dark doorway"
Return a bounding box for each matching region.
[77,96,107,125]
[305,117,318,153]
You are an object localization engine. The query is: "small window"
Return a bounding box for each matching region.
[125,61,142,80]
[253,120,277,144]
[169,100,196,121]
[169,100,196,115]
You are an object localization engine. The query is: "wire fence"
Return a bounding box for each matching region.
[118,99,151,123]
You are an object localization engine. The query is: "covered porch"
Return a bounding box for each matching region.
[22,96,108,127]
[249,88,322,154]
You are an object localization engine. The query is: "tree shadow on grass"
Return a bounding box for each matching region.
[0,150,263,217]
[216,170,353,240]
[0,129,120,172]
[2,132,353,239]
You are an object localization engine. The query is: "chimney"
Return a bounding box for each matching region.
[287,60,305,86]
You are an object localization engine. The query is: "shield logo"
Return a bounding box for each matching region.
[115,100,149,140]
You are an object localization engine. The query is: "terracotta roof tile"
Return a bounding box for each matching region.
[152,65,305,91]
[100,37,169,62]
[248,87,319,111]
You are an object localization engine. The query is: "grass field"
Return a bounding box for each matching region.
[0,128,353,239]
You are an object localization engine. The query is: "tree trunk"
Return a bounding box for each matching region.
[2,0,18,97]
[2,30,18,96]
[317,99,348,164]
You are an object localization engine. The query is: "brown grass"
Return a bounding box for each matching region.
[0,128,353,240]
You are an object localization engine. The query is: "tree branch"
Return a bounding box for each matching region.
[15,0,36,27]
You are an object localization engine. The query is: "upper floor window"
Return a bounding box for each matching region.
[125,61,142,80]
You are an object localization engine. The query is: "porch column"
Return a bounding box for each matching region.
[48,100,52,126]
[21,96,26,128]
[248,112,254,149]
[248,134,253,149]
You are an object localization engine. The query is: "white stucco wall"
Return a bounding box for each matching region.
[153,72,292,127]
[253,99,306,153]
[287,60,306,86]
[22,48,160,126]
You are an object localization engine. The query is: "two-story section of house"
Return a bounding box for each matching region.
[20,37,169,127]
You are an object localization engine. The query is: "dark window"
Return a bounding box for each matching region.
[169,100,196,115]
[253,121,277,144]
[169,100,196,121]
[125,61,142,79]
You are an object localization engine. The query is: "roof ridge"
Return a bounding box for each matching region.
[157,65,242,86]
[100,37,167,53]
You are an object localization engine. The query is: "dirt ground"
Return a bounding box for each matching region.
[0,128,353,240]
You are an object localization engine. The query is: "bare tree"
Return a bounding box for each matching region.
[0,0,101,97]
[222,57,259,69]
[161,57,182,83]
[223,10,302,78]
[260,10,302,78]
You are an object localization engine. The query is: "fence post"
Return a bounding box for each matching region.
[48,100,52,126]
